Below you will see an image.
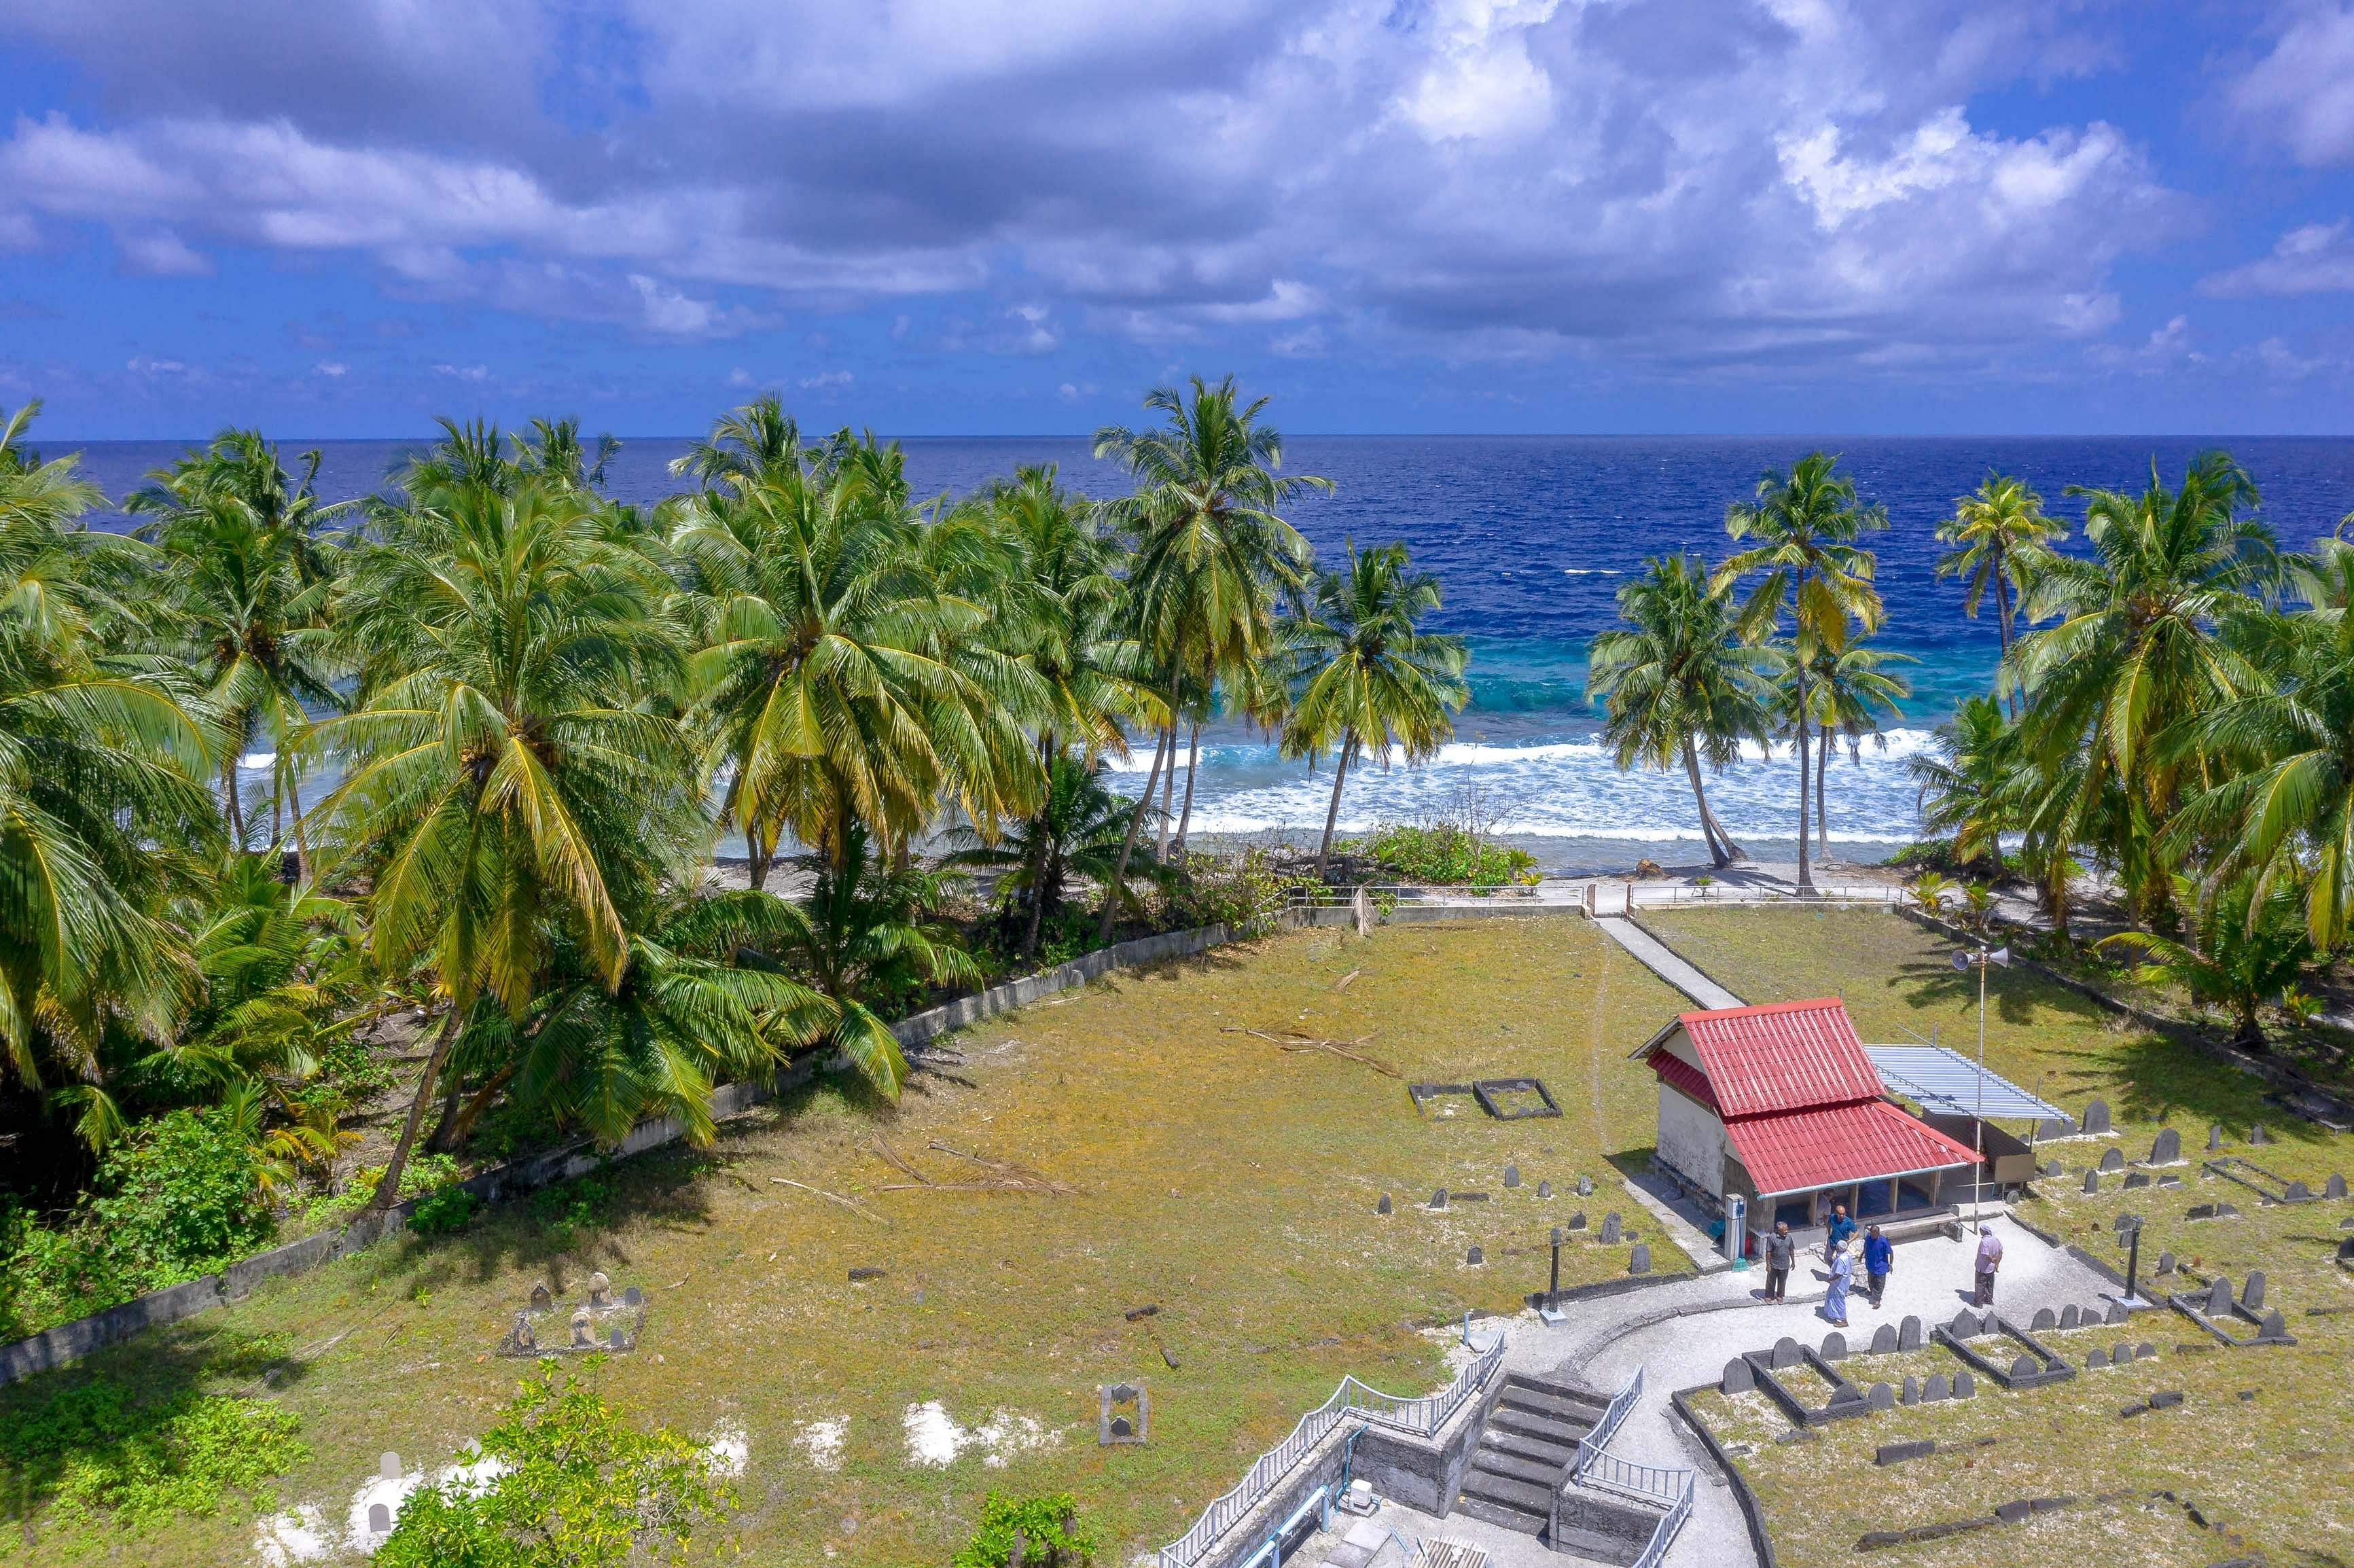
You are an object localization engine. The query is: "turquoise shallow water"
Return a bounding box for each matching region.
[69,433,2354,870]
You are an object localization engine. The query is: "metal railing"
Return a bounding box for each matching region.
[1571,1366,1643,1479]
[1631,1469,1695,1568]
[1156,1334,1505,1568]
[1284,882,1548,908]
[1627,880,1912,909]
[1576,1447,1690,1508]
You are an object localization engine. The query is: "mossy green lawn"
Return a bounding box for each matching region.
[1,915,1684,1567]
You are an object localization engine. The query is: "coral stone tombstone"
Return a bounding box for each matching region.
[1503,1164,1520,1189]
[1628,1243,1652,1275]
[1429,1188,1448,1211]
[1577,1175,1594,1197]
[621,1285,644,1308]
[504,1311,537,1353]
[1599,1212,1623,1245]
[2112,1342,2130,1365]
[2338,1236,2354,1264]
[1724,1357,1755,1395]
[2260,1310,2286,1339]
[1821,1331,1848,1361]
[2137,1341,2156,1359]
[2105,1301,2128,1325]
[1870,1323,1897,1354]
[2159,1175,2183,1189]
[586,1271,611,1308]
[570,1306,594,1348]
[2207,1277,2234,1316]
[2217,1201,2240,1217]
[1897,1315,1923,1351]
[2123,1173,2150,1190]
[2328,1173,2349,1200]
[2032,1307,2056,1332]
[2208,1125,2226,1152]
[1949,1310,1978,1338]
[2083,1170,2101,1196]
[1376,1194,1392,1216]
[2086,1348,2107,1370]
[2157,1251,2176,1275]
[529,1283,553,1311]
[1537,1180,1554,1199]
[2058,1304,2080,1330]
[2084,1099,2111,1136]
[2242,1271,2266,1309]
[1952,1370,1976,1398]
[1465,1245,1484,1266]
[2040,1160,2063,1179]
[2284,1180,2313,1202]
[609,1326,628,1351]
[2251,1122,2270,1145]
[369,1503,392,1534]
[1770,1336,1802,1370]
[1901,1375,1920,1405]
[2037,1116,2071,1141]
[380,1452,402,1481]
[1922,1373,1950,1402]
[2010,1354,2040,1380]
[2099,1147,2126,1173]
[2150,1128,2181,1164]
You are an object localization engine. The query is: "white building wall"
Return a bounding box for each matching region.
[1654,1084,1726,1194]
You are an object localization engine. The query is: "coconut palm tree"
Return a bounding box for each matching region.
[1092,376,1329,933]
[1719,452,1887,891]
[1281,541,1468,878]
[2164,537,2354,950]
[2099,872,2310,1048]
[1586,554,1770,869]
[0,402,218,1147]
[2008,452,2274,925]
[669,470,974,886]
[304,477,702,1211]
[763,825,979,1099]
[1910,695,2025,875]
[670,395,804,493]
[1936,474,2065,710]
[946,751,1159,957]
[1798,636,1913,863]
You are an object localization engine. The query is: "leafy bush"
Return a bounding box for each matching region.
[409,1183,480,1236]
[1,1379,307,1529]
[1165,849,1298,938]
[529,1172,616,1248]
[377,1364,734,1568]
[953,1493,1097,1568]
[302,1152,461,1230]
[1342,822,1536,889]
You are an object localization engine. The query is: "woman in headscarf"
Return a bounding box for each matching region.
[1823,1239,1855,1328]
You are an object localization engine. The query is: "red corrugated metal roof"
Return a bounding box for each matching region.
[1725,1099,1982,1196]
[1672,999,1883,1117]
[1648,1052,1718,1111]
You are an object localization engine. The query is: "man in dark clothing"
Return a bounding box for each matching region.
[1763,1222,1794,1302]
[1824,1204,1857,1255]
[1862,1224,1893,1307]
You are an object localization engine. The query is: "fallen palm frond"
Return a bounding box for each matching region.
[923,1139,1079,1195]
[770,1176,888,1225]
[869,1137,931,1183]
[1335,969,1362,991]
[1221,1026,1401,1078]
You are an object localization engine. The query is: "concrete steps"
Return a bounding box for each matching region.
[1453,1374,1601,1537]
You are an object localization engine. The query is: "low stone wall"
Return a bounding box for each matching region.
[1670,1385,1778,1568]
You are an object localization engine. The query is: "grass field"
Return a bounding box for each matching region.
[1648,906,2354,1568]
[0,914,1686,1567]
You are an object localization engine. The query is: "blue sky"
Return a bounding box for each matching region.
[2,0,2352,438]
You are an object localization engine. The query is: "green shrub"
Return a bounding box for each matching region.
[1342,822,1536,889]
[303,1152,461,1231]
[377,1364,733,1568]
[1166,849,1297,937]
[529,1172,616,1248]
[952,1493,1096,1568]
[409,1183,480,1236]
[1,1379,308,1529]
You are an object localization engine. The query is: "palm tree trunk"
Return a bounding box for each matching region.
[1098,728,1170,944]
[1022,847,1050,959]
[1815,718,1831,867]
[1154,726,1178,863]
[1174,721,1201,858]
[222,755,247,849]
[1682,737,1734,869]
[285,765,310,882]
[1993,561,2018,720]
[1316,736,1356,879]
[747,823,775,891]
[1793,664,1814,892]
[369,1010,457,1214]
[433,1061,518,1153]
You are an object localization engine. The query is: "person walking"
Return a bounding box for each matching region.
[1974,1226,2003,1307]
[1764,1222,1794,1302]
[1823,1202,1857,1258]
[1823,1242,1854,1328]
[1862,1224,1892,1308]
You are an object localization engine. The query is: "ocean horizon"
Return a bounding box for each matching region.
[67,433,2354,872]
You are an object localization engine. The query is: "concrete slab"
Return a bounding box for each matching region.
[1592,917,1744,1010]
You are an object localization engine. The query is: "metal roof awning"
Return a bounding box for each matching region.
[1865,1045,2067,1123]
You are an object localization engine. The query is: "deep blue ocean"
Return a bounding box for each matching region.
[65,435,2354,872]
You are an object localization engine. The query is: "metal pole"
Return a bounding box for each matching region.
[1550,1228,1563,1298]
[2123,1223,2140,1306]
[1974,950,1987,1233]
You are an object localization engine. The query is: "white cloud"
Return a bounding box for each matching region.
[314,359,347,376]
[2087,313,2200,373]
[2202,219,2354,296]
[2228,3,2354,166]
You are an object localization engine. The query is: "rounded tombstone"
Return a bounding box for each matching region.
[2031,1307,2056,1332]
[2328,1173,2349,1200]
[1900,1374,1920,1406]
[1429,1188,1448,1211]
[1922,1373,1950,1402]
[2136,1341,2156,1359]
[1770,1336,1802,1370]
[1723,1357,1755,1395]
[1870,1324,1897,1354]
[1376,1193,1393,1216]
[2085,1348,2107,1370]
[2111,1342,2130,1366]
[1536,1179,1554,1200]
[609,1325,628,1350]
[1503,1164,1520,1189]
[1952,1370,1976,1398]
[1465,1245,1484,1266]
[529,1283,553,1311]
[2099,1147,2126,1173]
[586,1270,611,1307]
[570,1305,594,1347]
[1820,1331,1848,1361]
[368,1503,392,1534]
[2057,1304,2079,1330]
[2011,1354,2041,1380]
[1866,1382,1894,1411]
[622,1285,644,1308]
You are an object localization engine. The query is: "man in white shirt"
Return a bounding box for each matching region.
[1974,1227,2003,1306]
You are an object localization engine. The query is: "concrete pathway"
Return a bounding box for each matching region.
[1591,918,1745,1010]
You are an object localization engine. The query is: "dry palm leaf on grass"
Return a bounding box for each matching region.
[869,1139,1080,1196]
[1220,1026,1402,1078]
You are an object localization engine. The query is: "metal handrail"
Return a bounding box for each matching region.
[1156,1334,1505,1568]
[1284,883,1544,908]
[1630,1469,1695,1568]
[1552,1365,1695,1568]
[1577,1447,1687,1506]
[1571,1366,1642,1478]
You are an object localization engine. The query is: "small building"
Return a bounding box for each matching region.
[1635,998,1983,1233]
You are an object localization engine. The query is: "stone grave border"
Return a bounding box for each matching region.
[2164,1279,2296,1349]
[1667,1385,1779,1568]
[1738,1338,1878,1427]
[1932,1313,2077,1391]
